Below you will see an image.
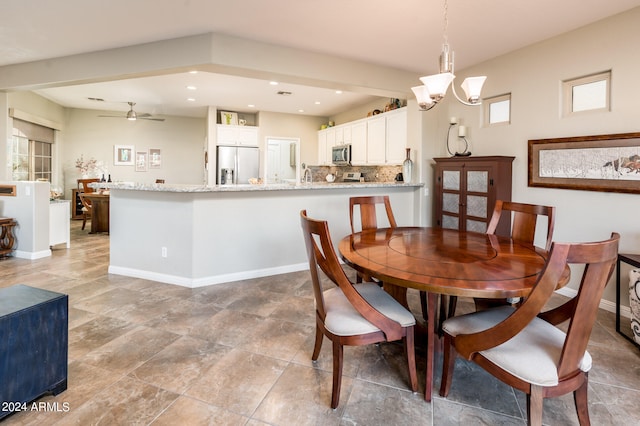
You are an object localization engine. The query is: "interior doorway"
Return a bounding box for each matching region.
[265,137,300,184]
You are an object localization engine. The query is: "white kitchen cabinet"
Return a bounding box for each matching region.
[217,125,258,146]
[350,120,367,165]
[317,130,328,165]
[316,107,407,166]
[385,109,408,164]
[50,200,70,248]
[366,116,386,164]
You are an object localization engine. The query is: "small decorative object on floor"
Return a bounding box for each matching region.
[402,148,413,183]
[0,217,17,257]
[629,269,640,344]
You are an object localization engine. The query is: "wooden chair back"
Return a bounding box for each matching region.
[538,233,619,378]
[77,178,100,194]
[349,196,397,234]
[299,210,402,339]
[486,200,555,251]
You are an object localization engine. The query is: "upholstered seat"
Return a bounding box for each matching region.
[442,305,591,387]
[323,283,416,336]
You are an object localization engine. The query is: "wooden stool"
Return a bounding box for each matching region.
[0,217,17,257]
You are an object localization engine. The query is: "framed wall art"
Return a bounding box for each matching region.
[528,132,640,194]
[114,145,134,166]
[220,111,238,126]
[135,151,147,172]
[149,148,162,169]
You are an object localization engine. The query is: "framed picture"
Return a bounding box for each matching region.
[114,145,134,166]
[528,132,640,194]
[135,151,147,172]
[149,148,162,169]
[220,111,238,126]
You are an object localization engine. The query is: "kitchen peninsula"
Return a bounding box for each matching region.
[98,182,423,287]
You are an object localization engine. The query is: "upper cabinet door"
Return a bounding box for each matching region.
[350,120,367,165]
[366,116,386,164]
[385,109,407,164]
[217,125,258,146]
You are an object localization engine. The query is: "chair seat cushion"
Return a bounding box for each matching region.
[323,283,415,336]
[442,306,592,387]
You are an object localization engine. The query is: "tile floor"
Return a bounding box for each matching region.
[1,221,639,425]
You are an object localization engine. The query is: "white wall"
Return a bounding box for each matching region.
[420,7,640,306]
[61,108,206,192]
[257,111,327,169]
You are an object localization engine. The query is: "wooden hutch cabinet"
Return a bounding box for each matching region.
[433,156,514,236]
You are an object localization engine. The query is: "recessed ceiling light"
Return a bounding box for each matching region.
[187,98,196,102]
[248,104,255,108]
[189,70,198,74]
[314,101,321,105]
[298,109,305,113]
[269,81,279,85]
[186,85,197,90]
[335,90,343,94]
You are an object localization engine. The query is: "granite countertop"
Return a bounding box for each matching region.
[89,181,423,193]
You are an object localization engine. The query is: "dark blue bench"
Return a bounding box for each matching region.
[0,285,68,419]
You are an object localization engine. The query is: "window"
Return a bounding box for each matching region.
[483,93,511,127]
[11,119,54,181]
[563,71,610,117]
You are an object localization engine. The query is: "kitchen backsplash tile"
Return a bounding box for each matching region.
[307,165,402,183]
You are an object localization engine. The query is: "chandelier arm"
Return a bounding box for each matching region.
[419,102,439,112]
[450,83,482,106]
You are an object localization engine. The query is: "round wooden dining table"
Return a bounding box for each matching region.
[338,226,569,402]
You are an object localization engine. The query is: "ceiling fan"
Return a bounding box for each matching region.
[98,102,165,121]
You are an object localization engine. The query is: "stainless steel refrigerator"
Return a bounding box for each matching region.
[216,146,260,184]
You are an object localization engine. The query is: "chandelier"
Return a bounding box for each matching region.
[412,0,486,111]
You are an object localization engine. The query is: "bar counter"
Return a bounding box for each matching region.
[101,181,424,288]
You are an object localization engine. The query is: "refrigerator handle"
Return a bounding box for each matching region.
[234,151,239,184]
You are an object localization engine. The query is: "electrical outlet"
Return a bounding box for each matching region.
[424,187,429,196]
[161,247,167,258]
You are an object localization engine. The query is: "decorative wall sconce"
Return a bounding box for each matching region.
[446,117,471,157]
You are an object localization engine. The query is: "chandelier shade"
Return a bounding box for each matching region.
[419,72,455,102]
[412,0,487,110]
[460,76,487,103]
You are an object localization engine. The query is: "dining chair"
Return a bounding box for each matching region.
[487,200,556,252]
[439,232,619,426]
[448,200,556,315]
[77,178,100,194]
[300,210,418,408]
[349,196,398,284]
[78,192,92,230]
[480,200,556,310]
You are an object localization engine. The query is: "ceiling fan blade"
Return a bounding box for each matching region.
[139,117,165,122]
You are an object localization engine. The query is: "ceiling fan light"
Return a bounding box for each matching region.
[126,110,137,121]
[420,72,455,101]
[411,85,434,110]
[460,76,487,104]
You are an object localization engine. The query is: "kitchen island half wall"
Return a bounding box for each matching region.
[106,182,423,287]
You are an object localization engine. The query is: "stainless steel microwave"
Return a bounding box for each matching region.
[332,144,351,165]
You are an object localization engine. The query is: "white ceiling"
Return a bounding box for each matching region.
[3,0,640,118]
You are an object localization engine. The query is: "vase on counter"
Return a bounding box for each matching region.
[402,148,413,183]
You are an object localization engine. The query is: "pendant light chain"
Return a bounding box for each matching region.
[443,0,449,46]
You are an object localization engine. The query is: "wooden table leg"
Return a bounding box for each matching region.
[425,292,438,402]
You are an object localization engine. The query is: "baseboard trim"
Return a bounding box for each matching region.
[13,249,51,260]
[556,286,630,319]
[108,262,309,288]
